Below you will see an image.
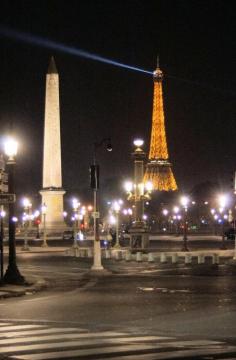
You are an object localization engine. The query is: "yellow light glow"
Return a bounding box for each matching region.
[124,181,133,193]
[180,196,189,208]
[4,137,18,158]
[145,181,153,192]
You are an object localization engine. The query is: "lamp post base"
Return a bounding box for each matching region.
[21,244,30,251]
[3,264,25,285]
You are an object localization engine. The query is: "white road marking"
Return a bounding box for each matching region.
[0,335,173,353]
[12,344,162,360]
[0,331,128,344]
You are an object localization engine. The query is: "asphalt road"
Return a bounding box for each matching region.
[1,253,236,359]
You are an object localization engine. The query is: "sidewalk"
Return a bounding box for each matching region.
[0,276,48,299]
[1,245,236,300]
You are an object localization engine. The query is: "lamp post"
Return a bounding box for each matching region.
[72,198,80,248]
[180,196,189,252]
[0,207,6,282]
[90,138,112,271]
[41,203,48,247]
[124,139,152,249]
[3,137,25,284]
[21,198,32,251]
[218,194,228,250]
[112,200,122,249]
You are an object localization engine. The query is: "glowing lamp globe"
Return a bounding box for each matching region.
[124,181,133,192]
[41,204,47,215]
[180,196,189,208]
[22,198,31,208]
[4,138,18,158]
[145,181,153,192]
[113,201,121,213]
[133,139,144,148]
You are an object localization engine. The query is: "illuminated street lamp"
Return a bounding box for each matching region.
[3,137,25,284]
[41,203,48,247]
[180,195,190,251]
[21,197,32,251]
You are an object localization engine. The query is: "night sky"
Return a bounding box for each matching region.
[0,1,235,206]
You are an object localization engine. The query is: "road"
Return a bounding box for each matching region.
[0,252,236,359]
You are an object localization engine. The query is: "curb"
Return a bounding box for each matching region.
[0,277,49,299]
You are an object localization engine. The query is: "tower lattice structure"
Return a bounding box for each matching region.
[144,59,177,191]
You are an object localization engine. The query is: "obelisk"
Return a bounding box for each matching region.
[40,57,65,231]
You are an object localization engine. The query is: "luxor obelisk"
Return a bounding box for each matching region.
[40,57,65,230]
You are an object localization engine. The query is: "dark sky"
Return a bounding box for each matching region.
[0,0,235,204]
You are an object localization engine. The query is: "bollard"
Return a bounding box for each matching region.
[115,250,122,260]
[87,248,93,258]
[198,254,205,264]
[75,247,79,257]
[212,253,219,265]
[136,252,142,262]
[160,253,167,263]
[125,251,131,261]
[185,253,192,264]
[105,249,111,259]
[172,253,178,264]
[148,253,154,262]
[80,249,85,258]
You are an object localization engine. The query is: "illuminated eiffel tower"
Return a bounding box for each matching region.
[144,58,177,191]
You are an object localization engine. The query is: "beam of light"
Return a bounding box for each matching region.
[0,26,153,76]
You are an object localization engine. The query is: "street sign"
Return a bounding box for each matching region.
[0,193,16,204]
[92,211,100,219]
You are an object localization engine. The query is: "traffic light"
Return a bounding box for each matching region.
[90,165,99,189]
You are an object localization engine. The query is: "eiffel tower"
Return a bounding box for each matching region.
[144,57,177,191]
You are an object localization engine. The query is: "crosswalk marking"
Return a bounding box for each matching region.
[0,321,233,360]
[0,331,129,345]
[0,336,171,353]
[0,324,47,331]
[0,327,84,338]
[12,344,164,360]
[97,347,236,360]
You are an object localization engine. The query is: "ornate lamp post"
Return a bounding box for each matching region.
[124,139,152,249]
[90,138,112,271]
[3,137,25,284]
[112,200,123,249]
[41,203,48,247]
[180,196,190,252]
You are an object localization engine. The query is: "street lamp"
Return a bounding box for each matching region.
[90,138,112,271]
[72,198,80,248]
[41,203,48,247]
[217,194,229,250]
[3,137,25,284]
[180,195,190,251]
[21,197,32,251]
[112,200,122,249]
